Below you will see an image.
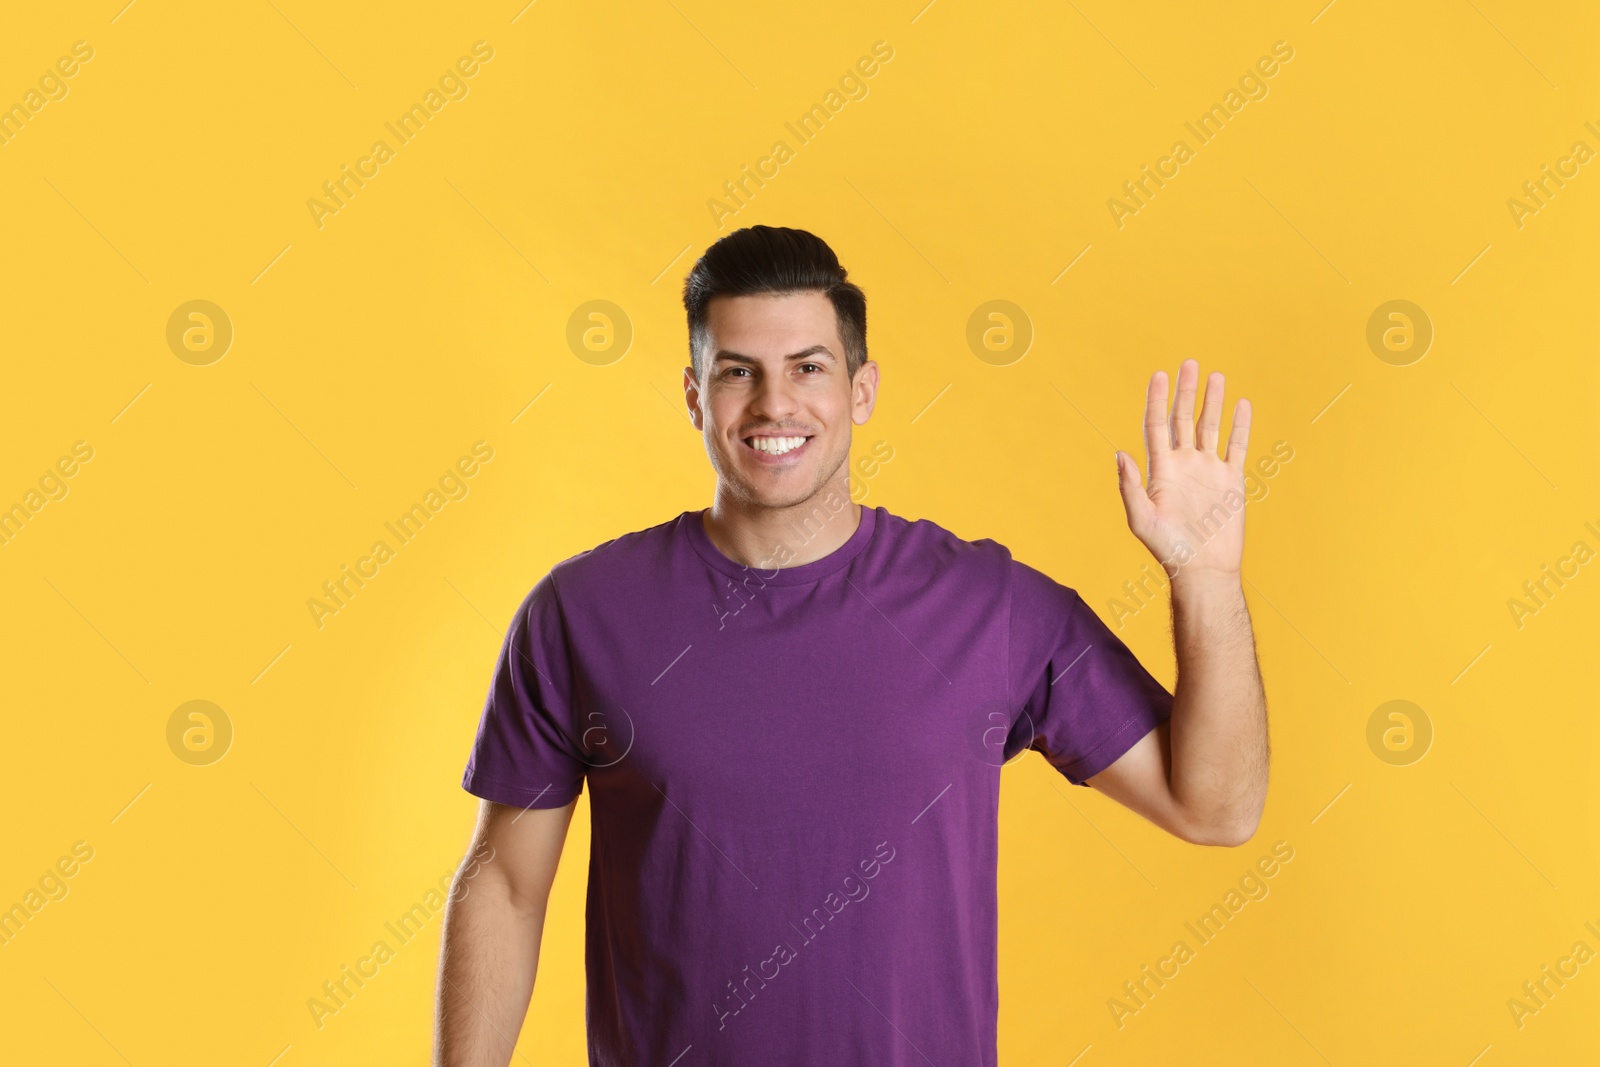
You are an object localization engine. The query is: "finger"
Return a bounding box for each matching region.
[1170,359,1198,449]
[1115,450,1155,532]
[1143,370,1171,465]
[1197,371,1224,453]
[1224,398,1252,472]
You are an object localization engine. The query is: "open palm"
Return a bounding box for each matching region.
[1115,359,1251,582]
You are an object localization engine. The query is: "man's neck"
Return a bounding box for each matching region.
[702,484,861,570]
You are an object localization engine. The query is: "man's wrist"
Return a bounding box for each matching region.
[1168,568,1245,608]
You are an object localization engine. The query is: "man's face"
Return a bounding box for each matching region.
[684,291,877,510]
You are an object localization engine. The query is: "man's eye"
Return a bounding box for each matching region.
[723,367,750,379]
[799,363,823,373]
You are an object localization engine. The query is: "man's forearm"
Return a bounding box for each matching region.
[1167,574,1269,844]
[434,877,545,1067]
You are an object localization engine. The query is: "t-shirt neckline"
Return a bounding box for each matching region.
[685,503,878,586]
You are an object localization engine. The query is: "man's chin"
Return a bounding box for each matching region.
[738,484,815,511]
[713,441,847,510]
[726,470,824,511]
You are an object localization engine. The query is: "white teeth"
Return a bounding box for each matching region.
[749,435,807,455]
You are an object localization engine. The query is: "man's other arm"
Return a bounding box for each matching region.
[1088,576,1267,846]
[434,797,577,1066]
[1095,359,1269,846]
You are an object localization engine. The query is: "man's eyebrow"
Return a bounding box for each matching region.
[711,345,837,365]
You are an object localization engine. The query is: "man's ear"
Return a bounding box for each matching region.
[683,365,704,430]
[851,360,879,426]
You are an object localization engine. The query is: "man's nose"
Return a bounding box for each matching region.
[749,371,800,421]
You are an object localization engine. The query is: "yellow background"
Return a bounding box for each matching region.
[3,0,1597,1063]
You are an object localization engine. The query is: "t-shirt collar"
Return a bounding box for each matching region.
[685,502,878,586]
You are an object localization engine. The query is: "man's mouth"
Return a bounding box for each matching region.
[741,434,813,458]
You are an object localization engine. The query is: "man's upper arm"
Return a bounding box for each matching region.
[1007,557,1197,836]
[461,572,588,811]
[465,798,577,913]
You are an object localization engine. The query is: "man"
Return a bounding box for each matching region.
[435,225,1268,1065]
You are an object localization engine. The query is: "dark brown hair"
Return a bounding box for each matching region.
[682,225,867,379]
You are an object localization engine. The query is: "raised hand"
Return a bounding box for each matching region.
[1114,359,1251,583]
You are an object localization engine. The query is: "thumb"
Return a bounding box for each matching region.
[1115,451,1155,532]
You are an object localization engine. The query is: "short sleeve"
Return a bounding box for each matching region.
[461,571,586,808]
[1006,558,1173,786]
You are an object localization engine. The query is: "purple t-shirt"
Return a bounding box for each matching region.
[462,504,1172,1065]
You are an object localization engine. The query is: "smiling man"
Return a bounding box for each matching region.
[435,225,1269,1066]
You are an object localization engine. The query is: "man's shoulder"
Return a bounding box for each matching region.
[873,506,1017,575]
[876,507,1082,598]
[544,510,688,592]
